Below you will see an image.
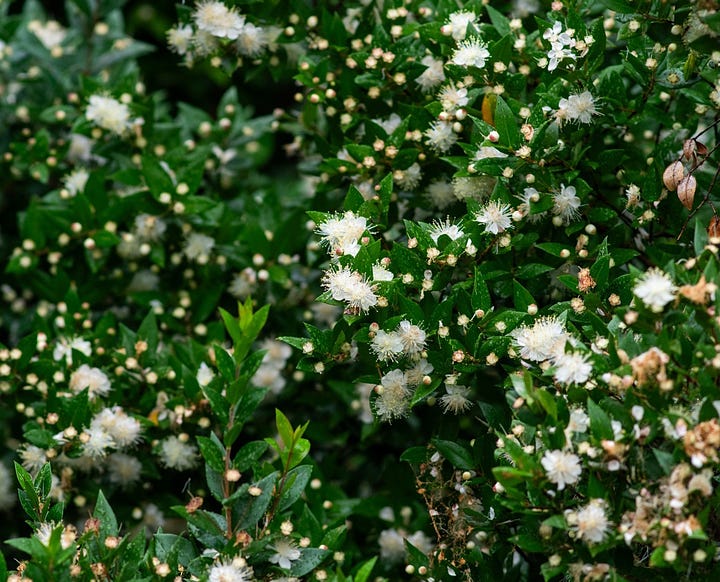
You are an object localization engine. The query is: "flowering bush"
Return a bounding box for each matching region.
[2,0,720,580]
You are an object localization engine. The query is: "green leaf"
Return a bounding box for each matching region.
[493,95,521,149]
[234,472,278,531]
[513,280,535,312]
[275,409,294,448]
[279,465,313,511]
[652,448,674,476]
[289,548,330,577]
[354,557,377,582]
[141,156,175,200]
[485,4,511,36]
[587,399,614,440]
[432,439,474,471]
[233,440,268,472]
[197,435,226,473]
[93,490,119,537]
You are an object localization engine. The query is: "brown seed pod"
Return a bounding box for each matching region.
[663,161,685,191]
[677,175,696,209]
[683,139,696,161]
[708,215,720,240]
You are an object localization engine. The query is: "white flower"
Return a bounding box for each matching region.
[69,364,111,399]
[475,201,514,235]
[429,218,464,244]
[445,11,478,41]
[543,22,578,72]
[197,362,215,387]
[452,39,490,68]
[208,557,254,582]
[229,268,257,299]
[194,1,245,40]
[317,211,369,257]
[92,407,142,449]
[396,163,422,190]
[370,330,404,362]
[510,316,569,362]
[28,20,67,50]
[425,121,458,152]
[183,232,215,263]
[53,336,92,365]
[62,169,89,196]
[407,530,434,554]
[552,184,582,224]
[397,320,426,356]
[574,499,610,544]
[159,436,198,471]
[85,95,132,135]
[541,449,582,490]
[373,113,403,135]
[634,268,677,312]
[82,427,115,459]
[452,176,496,202]
[426,179,455,210]
[415,55,445,92]
[474,146,508,160]
[375,370,410,422]
[134,214,166,241]
[378,528,407,562]
[322,267,378,313]
[236,22,267,56]
[19,445,47,475]
[440,385,472,414]
[0,463,15,511]
[107,453,143,487]
[372,262,394,282]
[167,24,194,55]
[67,133,95,163]
[556,91,598,125]
[566,408,590,434]
[553,352,593,385]
[405,359,434,386]
[268,539,301,570]
[438,82,469,114]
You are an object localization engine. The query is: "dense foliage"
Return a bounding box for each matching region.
[1,0,720,580]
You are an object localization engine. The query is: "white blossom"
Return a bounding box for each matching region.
[425,121,458,152]
[194,1,245,40]
[475,201,514,235]
[322,267,378,313]
[552,184,582,224]
[574,499,610,544]
[541,449,582,490]
[510,316,569,362]
[634,268,677,312]
[85,95,132,135]
[553,352,593,385]
[452,38,490,68]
